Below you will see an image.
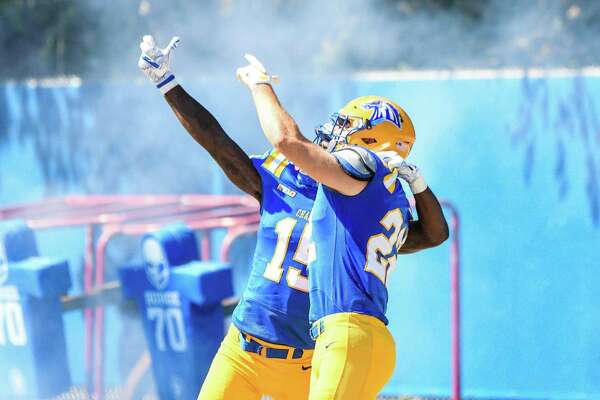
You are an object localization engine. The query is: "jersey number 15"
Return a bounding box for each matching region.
[263,217,312,293]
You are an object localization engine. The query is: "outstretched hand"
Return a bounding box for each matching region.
[138,35,180,93]
[236,54,280,87]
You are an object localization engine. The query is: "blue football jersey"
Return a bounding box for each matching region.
[232,149,317,349]
[308,146,412,325]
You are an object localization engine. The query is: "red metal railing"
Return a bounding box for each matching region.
[90,214,260,396]
[220,224,260,262]
[0,195,460,400]
[441,201,461,400]
[0,194,260,398]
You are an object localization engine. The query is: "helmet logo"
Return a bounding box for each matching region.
[361,101,402,128]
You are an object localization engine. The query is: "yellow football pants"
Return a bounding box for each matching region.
[308,312,396,400]
[197,324,313,400]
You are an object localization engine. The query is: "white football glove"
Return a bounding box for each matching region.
[236,54,280,87]
[138,35,180,94]
[377,151,428,194]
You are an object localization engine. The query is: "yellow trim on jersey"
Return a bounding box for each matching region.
[383,170,399,193]
[262,150,290,177]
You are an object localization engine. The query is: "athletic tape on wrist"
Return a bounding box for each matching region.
[157,74,178,94]
[410,176,428,194]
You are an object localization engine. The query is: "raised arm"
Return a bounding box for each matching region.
[379,156,449,253]
[400,187,449,253]
[138,36,261,201]
[236,56,368,196]
[163,86,261,200]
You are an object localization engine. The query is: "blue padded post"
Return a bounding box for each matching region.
[118,223,233,400]
[143,222,199,267]
[0,220,72,399]
[8,258,71,299]
[0,220,39,262]
[170,261,234,306]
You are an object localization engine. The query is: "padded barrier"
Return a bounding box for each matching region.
[119,223,233,400]
[0,220,72,399]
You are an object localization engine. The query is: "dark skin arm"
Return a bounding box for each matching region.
[399,187,449,253]
[164,85,261,201]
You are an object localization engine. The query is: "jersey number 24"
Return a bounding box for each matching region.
[365,208,408,285]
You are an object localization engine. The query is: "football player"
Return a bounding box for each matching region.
[139,36,447,399]
[138,35,316,400]
[237,55,448,399]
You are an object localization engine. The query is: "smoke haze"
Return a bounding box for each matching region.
[1,0,599,81]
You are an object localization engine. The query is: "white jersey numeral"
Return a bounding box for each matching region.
[0,302,28,347]
[147,307,187,352]
[365,208,408,284]
[263,217,311,292]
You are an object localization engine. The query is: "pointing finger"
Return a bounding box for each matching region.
[244,54,267,74]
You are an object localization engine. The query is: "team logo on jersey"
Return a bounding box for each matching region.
[143,238,170,290]
[361,100,402,128]
[296,208,311,221]
[277,183,297,197]
[0,247,8,286]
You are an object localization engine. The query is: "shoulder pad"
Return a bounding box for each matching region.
[333,146,377,180]
[261,150,289,177]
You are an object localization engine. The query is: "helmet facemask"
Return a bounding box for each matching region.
[315,96,416,158]
[314,113,367,152]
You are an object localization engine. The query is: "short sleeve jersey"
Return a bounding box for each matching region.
[308,146,412,325]
[232,149,317,349]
